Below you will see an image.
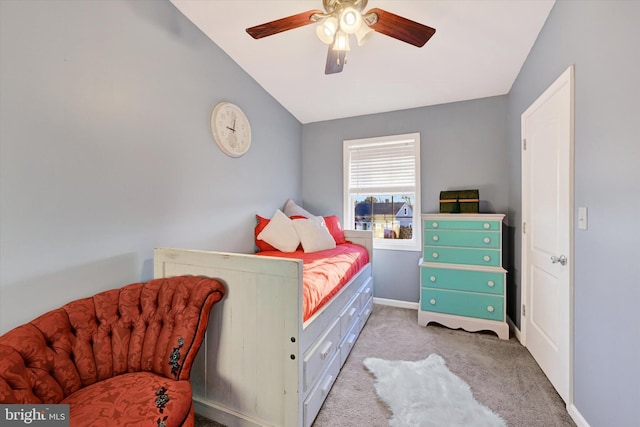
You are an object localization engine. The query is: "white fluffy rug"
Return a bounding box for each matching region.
[364,354,507,427]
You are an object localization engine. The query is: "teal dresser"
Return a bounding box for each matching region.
[419,214,508,339]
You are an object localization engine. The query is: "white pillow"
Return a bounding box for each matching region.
[292,216,337,253]
[257,209,300,252]
[283,198,314,218]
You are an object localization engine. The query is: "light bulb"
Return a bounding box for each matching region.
[339,6,362,34]
[316,17,338,44]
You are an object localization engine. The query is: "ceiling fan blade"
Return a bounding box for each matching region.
[246,9,323,39]
[366,8,436,47]
[325,47,346,75]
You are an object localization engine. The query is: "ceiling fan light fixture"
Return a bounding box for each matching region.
[332,30,350,51]
[339,6,362,34]
[316,16,338,44]
[355,24,374,46]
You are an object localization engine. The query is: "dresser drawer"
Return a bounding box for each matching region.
[421,267,504,295]
[421,288,504,321]
[425,230,500,249]
[424,219,500,231]
[424,246,501,267]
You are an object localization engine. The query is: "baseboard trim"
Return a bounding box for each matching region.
[373,297,419,310]
[568,404,590,427]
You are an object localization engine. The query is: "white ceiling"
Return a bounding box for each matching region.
[170,0,555,124]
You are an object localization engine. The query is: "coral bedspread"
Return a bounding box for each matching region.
[256,243,369,322]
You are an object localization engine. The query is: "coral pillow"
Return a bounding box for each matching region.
[323,215,347,245]
[255,215,277,252]
[257,209,300,252]
[292,216,336,253]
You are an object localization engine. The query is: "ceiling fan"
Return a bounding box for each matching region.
[246,0,436,75]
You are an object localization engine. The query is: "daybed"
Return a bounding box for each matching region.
[0,276,225,427]
[153,205,374,427]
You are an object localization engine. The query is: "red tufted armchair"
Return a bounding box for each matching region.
[0,275,225,427]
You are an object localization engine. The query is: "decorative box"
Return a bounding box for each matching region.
[439,189,480,214]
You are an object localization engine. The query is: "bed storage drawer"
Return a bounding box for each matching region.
[359,280,373,309]
[303,352,340,427]
[340,323,359,366]
[339,294,359,338]
[359,297,373,331]
[303,318,340,391]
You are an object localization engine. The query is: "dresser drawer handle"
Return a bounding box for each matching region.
[487,280,495,287]
[430,299,436,305]
[483,255,491,262]
[432,222,439,228]
[430,275,436,282]
[483,237,491,244]
[432,235,439,242]
[483,223,490,229]
[432,252,439,259]
[487,306,495,313]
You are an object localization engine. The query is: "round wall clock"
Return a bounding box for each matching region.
[210,102,252,157]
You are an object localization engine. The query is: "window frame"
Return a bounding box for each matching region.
[343,132,422,252]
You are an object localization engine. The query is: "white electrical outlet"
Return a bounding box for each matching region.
[578,207,588,230]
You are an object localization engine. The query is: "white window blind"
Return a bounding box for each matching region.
[343,133,421,251]
[347,138,418,196]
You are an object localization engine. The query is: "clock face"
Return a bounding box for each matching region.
[211,102,252,157]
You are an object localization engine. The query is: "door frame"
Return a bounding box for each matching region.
[520,65,575,407]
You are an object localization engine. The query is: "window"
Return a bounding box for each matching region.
[343,133,421,251]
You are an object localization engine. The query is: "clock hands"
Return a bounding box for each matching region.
[226,119,236,133]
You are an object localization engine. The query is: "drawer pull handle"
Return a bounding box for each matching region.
[432,252,439,259]
[432,235,439,242]
[483,223,490,229]
[487,280,495,287]
[321,375,334,394]
[487,306,495,313]
[483,255,491,262]
[347,333,357,345]
[320,341,333,360]
[348,307,357,317]
[483,237,491,244]
[432,222,439,228]
[430,275,436,282]
[430,299,436,305]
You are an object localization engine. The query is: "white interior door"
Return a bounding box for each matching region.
[521,66,574,404]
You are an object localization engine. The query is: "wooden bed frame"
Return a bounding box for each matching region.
[153,230,373,427]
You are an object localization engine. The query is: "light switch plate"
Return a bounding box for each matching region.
[578,207,588,230]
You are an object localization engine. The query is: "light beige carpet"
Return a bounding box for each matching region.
[195,304,575,427]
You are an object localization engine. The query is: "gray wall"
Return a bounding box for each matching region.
[0,0,302,333]
[507,1,639,426]
[302,96,509,303]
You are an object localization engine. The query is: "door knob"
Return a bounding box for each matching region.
[551,255,567,266]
